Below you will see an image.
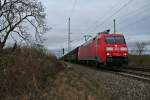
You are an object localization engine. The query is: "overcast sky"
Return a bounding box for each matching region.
[41,0,150,50]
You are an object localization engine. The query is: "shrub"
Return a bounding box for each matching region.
[0,46,64,99]
[129,54,150,66]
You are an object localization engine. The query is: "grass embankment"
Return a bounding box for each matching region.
[0,47,64,100]
[0,47,112,100]
[49,67,111,100]
[2,47,150,100]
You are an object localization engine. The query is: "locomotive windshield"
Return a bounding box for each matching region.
[105,36,125,44]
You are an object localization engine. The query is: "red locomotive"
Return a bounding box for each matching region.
[62,30,128,66]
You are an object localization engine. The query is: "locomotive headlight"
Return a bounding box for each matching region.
[106,47,113,51]
[123,53,127,56]
[120,47,128,51]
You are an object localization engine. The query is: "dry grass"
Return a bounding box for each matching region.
[129,55,150,66]
[0,46,64,100]
[49,67,111,100]
[2,47,150,100]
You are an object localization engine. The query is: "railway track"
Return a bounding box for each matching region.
[65,62,150,99]
[118,67,150,82]
[66,62,150,82]
[97,65,150,82]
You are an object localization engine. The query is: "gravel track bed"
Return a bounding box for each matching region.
[68,63,150,100]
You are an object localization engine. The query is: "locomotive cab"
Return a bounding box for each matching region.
[78,31,128,66]
[104,34,128,65]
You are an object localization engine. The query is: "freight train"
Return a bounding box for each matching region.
[62,30,128,66]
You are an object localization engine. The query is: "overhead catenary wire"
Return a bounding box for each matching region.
[86,0,123,33]
[108,3,150,31]
[65,0,150,50]
[50,0,78,32]
[118,15,150,30]
[116,2,150,25]
[70,0,133,48]
[69,0,78,17]
[64,0,78,52]
[72,0,149,44]
[116,2,150,20]
[88,0,134,34]
[72,0,124,47]
[71,35,84,45]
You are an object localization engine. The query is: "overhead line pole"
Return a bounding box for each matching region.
[68,17,71,52]
[114,19,116,34]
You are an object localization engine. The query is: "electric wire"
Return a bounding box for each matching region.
[66,0,78,50]
[86,0,123,33]
[116,2,150,20]
[117,2,150,25]
[72,0,131,47]
[108,4,150,31]
[69,0,78,17]
[66,0,150,50]
[89,0,134,34]
[73,0,124,47]
[119,15,150,30]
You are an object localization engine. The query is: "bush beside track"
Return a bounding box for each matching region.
[128,55,150,66]
[0,46,64,100]
[1,46,149,99]
[0,47,112,100]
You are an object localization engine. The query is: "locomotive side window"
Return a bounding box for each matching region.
[105,36,125,44]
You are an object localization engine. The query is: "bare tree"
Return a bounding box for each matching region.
[136,42,146,56]
[0,0,49,49]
